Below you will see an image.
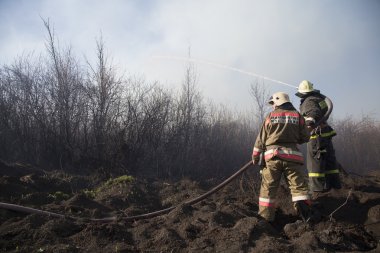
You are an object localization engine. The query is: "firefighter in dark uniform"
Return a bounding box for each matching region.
[252,92,316,222]
[295,80,341,193]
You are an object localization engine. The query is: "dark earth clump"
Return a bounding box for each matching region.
[0,161,379,252]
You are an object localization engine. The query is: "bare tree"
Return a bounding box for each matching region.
[176,48,202,177]
[41,18,90,169]
[85,36,124,170]
[249,79,271,125]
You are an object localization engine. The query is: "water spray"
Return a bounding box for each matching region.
[151,55,298,89]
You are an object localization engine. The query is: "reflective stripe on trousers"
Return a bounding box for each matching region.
[308,169,339,177]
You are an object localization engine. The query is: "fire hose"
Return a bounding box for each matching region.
[0,161,253,223]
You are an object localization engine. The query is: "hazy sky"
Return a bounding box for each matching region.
[1,0,379,119]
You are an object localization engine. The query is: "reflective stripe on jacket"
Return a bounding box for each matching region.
[310,131,336,139]
[264,147,304,164]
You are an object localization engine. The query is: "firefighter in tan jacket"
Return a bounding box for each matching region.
[252,92,315,222]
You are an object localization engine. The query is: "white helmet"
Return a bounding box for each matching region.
[296,80,319,97]
[268,92,290,106]
[298,80,314,93]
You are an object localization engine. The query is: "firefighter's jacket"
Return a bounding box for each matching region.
[252,103,310,165]
[299,91,336,138]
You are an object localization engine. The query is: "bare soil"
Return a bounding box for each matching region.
[0,162,379,252]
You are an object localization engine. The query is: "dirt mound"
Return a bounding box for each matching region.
[0,164,379,252]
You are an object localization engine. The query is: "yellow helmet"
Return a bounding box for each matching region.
[268,92,290,106]
[296,80,319,97]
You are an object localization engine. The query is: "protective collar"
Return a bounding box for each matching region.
[295,89,320,98]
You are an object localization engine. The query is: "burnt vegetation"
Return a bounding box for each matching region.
[0,21,255,180]
[1,22,380,252]
[0,22,378,180]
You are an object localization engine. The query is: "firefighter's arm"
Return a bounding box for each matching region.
[302,98,323,129]
[252,116,269,165]
[299,114,311,144]
[252,146,263,165]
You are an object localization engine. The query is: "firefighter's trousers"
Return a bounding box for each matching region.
[307,135,341,192]
[259,158,310,222]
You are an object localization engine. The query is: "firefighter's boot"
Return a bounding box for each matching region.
[294,200,321,223]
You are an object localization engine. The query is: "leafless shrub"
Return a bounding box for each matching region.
[332,115,380,174]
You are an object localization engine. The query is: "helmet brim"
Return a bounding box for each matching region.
[295,89,320,97]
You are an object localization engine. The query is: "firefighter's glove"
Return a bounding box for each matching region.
[252,156,259,165]
[305,118,316,128]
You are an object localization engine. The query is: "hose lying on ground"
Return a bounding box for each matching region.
[0,161,253,223]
